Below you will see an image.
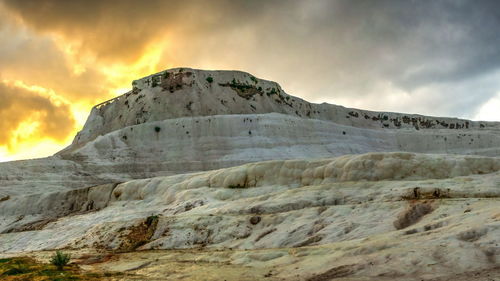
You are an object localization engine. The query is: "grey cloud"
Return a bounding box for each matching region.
[2,0,500,119]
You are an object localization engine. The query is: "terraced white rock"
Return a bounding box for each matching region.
[1,152,499,280]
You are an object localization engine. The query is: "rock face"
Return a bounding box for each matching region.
[0,68,499,280]
[63,68,500,159]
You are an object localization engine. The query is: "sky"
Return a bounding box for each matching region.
[1,0,500,162]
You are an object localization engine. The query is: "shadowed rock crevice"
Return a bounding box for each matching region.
[393,202,435,230]
[116,215,159,252]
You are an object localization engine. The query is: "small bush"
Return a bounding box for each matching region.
[266,88,278,96]
[206,76,214,83]
[50,251,71,271]
[146,215,159,227]
[154,126,161,133]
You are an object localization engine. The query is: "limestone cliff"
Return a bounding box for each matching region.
[63,68,498,154]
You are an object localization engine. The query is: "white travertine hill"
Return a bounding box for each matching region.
[0,68,499,201]
[48,67,500,179]
[0,68,497,199]
[1,68,500,280]
[62,67,498,154]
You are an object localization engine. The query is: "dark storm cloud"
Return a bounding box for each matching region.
[2,0,500,119]
[357,0,500,88]
[0,82,75,150]
[1,0,273,62]
[159,0,500,117]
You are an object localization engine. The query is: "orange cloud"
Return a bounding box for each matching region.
[0,82,75,152]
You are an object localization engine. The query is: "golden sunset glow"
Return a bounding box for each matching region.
[103,43,168,95]
[1,0,500,161]
[0,1,175,160]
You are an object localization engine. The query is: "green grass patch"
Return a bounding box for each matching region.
[0,256,119,280]
[2,266,32,276]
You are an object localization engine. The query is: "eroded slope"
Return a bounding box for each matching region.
[1,152,499,280]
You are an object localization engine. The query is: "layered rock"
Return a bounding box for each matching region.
[1,152,499,280]
[67,68,496,148]
[63,68,500,156]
